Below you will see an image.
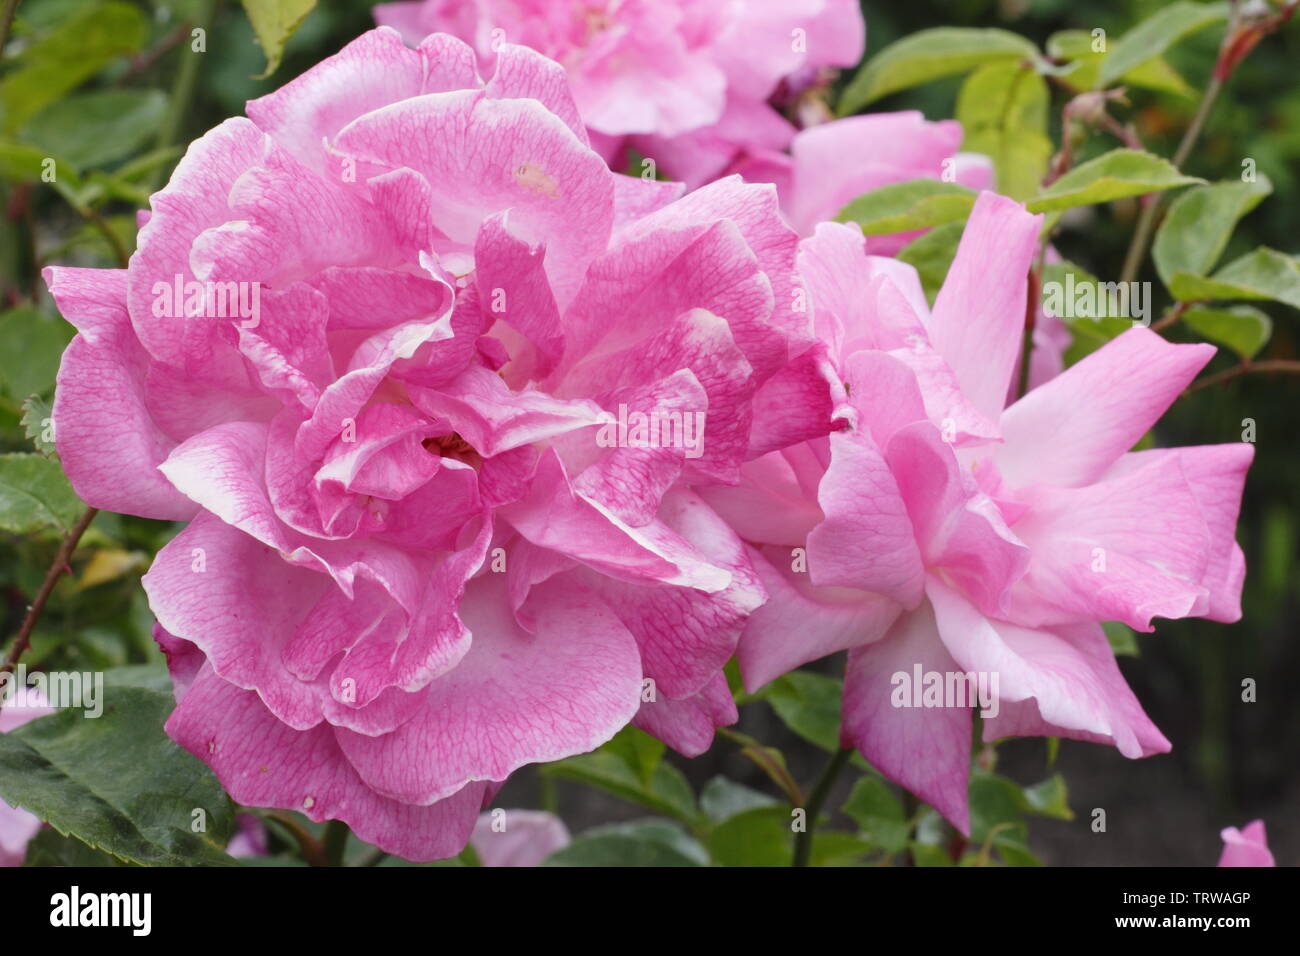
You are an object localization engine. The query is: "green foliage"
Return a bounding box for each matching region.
[1166,247,1300,310]
[0,686,238,866]
[1026,149,1203,213]
[840,27,1039,114]
[240,0,319,78]
[543,820,709,867]
[957,62,1052,200]
[1096,1,1229,88]
[0,452,82,533]
[1182,305,1273,359]
[1154,177,1273,290]
[835,179,976,235]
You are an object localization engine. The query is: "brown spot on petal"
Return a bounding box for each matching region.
[514,162,559,197]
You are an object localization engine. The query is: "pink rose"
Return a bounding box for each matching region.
[43,28,810,861]
[0,689,55,866]
[1218,820,1275,867]
[374,0,865,186]
[730,112,994,245]
[704,192,1251,832]
[470,809,569,866]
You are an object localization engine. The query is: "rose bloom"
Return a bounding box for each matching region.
[373,0,865,186]
[703,192,1252,831]
[43,28,817,861]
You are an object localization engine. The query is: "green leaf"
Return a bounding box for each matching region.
[0,2,149,133]
[600,725,665,788]
[957,62,1052,201]
[839,28,1039,114]
[1022,773,1074,820]
[0,306,73,402]
[20,394,58,457]
[1103,620,1140,657]
[22,828,123,867]
[809,831,875,866]
[1169,247,1300,310]
[1047,29,1192,96]
[1182,305,1273,360]
[543,820,708,867]
[700,776,776,823]
[0,686,238,866]
[841,777,910,854]
[0,140,80,187]
[759,669,843,753]
[542,750,699,825]
[240,0,318,78]
[1098,2,1230,88]
[897,220,964,305]
[1027,149,1202,213]
[910,841,955,866]
[1154,178,1273,290]
[21,89,167,170]
[835,179,975,236]
[706,806,792,866]
[0,453,82,533]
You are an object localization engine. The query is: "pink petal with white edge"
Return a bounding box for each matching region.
[739,545,900,692]
[582,489,765,699]
[929,580,1170,760]
[335,574,642,805]
[1105,443,1253,622]
[50,279,196,521]
[997,327,1215,489]
[841,600,973,834]
[1008,451,1211,630]
[165,662,485,862]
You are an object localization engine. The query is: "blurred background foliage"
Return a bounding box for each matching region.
[0,0,1295,865]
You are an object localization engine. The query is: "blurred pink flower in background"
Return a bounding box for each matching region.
[470,809,570,866]
[1218,820,1275,867]
[0,689,54,866]
[374,0,865,186]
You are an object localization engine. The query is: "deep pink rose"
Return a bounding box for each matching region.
[704,192,1252,832]
[43,28,814,861]
[374,0,865,186]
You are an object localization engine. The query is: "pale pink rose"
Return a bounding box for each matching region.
[470,809,569,866]
[374,0,865,186]
[0,689,55,866]
[1218,820,1275,867]
[43,28,813,861]
[703,192,1251,833]
[729,112,994,245]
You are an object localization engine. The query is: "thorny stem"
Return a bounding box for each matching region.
[1117,0,1298,286]
[716,726,804,807]
[0,506,99,714]
[792,746,853,867]
[1183,359,1300,396]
